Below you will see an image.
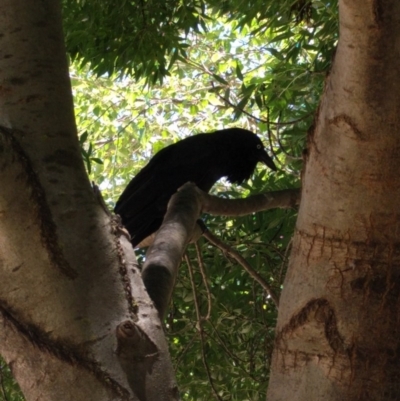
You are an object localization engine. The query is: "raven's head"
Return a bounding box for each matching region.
[216,128,277,184]
[253,138,277,172]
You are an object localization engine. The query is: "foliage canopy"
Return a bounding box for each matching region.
[63,0,337,82]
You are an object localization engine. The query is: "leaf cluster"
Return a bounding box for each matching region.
[63,0,208,82]
[63,0,338,83]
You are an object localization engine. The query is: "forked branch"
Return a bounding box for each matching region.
[141,184,300,318]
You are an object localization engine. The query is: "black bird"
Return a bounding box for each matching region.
[115,128,277,247]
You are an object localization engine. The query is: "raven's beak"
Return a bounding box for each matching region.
[259,151,278,171]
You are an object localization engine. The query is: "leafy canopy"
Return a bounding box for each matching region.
[63,0,337,83]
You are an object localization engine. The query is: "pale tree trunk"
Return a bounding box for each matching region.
[0,1,177,400]
[267,1,400,400]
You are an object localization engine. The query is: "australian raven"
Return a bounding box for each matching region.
[114,128,277,247]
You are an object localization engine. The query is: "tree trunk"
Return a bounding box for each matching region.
[0,1,177,400]
[267,1,400,400]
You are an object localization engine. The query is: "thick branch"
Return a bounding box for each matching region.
[142,183,299,317]
[141,183,202,319]
[138,187,300,248]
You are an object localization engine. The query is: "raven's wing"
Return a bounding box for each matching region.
[114,134,223,246]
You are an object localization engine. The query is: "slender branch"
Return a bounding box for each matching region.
[185,254,223,401]
[173,332,197,370]
[206,320,258,380]
[207,319,247,365]
[185,254,202,322]
[276,112,303,161]
[203,231,280,307]
[195,242,212,320]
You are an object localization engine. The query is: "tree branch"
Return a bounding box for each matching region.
[203,231,280,307]
[141,184,300,317]
[185,254,223,401]
[141,183,202,319]
[195,242,212,320]
[200,187,301,216]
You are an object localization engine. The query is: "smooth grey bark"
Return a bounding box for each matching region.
[0,1,177,400]
[267,1,400,400]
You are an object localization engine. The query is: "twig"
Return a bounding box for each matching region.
[185,254,223,401]
[195,242,212,320]
[211,81,313,126]
[173,333,197,371]
[206,321,259,380]
[276,112,303,161]
[203,231,280,307]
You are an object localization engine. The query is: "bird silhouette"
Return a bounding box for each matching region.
[115,128,277,247]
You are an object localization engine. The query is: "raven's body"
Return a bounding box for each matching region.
[115,128,277,247]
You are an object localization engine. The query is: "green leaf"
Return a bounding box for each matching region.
[235,62,244,81]
[212,74,229,85]
[79,131,88,144]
